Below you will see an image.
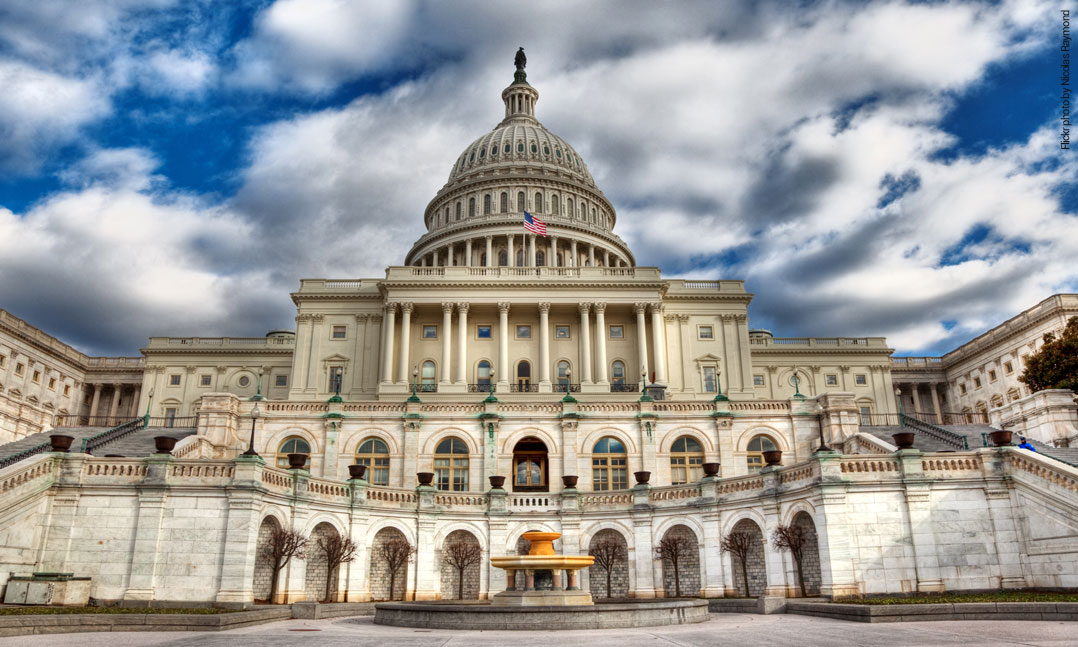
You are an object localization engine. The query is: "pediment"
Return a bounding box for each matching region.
[694,354,722,363]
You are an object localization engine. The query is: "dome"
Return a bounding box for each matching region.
[447,123,595,187]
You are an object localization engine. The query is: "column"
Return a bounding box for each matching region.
[579,303,593,384]
[549,236,556,267]
[307,315,324,392]
[594,302,608,384]
[397,302,413,385]
[465,239,473,267]
[930,384,944,424]
[107,384,122,424]
[498,302,510,389]
[539,303,551,387]
[129,386,141,417]
[381,303,396,383]
[508,234,516,267]
[433,249,439,267]
[650,304,668,384]
[352,315,368,392]
[910,385,923,415]
[635,303,649,383]
[570,240,578,267]
[441,303,453,384]
[456,303,469,384]
[89,383,103,419]
[588,244,595,267]
[603,250,610,267]
[485,236,493,267]
[528,234,536,267]
[447,245,454,266]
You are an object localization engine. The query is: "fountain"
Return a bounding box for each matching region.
[490,531,594,606]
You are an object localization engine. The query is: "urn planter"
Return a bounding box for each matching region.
[287,453,309,469]
[561,475,579,489]
[48,434,74,453]
[634,471,651,485]
[153,436,178,454]
[417,472,435,486]
[762,449,783,466]
[348,464,368,480]
[989,430,1013,447]
[891,432,916,450]
[702,462,720,477]
[489,475,506,489]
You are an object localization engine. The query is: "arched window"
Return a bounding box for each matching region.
[498,250,508,266]
[420,361,436,391]
[566,198,573,219]
[513,437,548,491]
[277,436,310,469]
[517,191,525,212]
[534,192,543,212]
[476,360,493,392]
[500,192,508,212]
[670,436,704,485]
[746,435,777,474]
[516,360,531,391]
[611,360,625,385]
[592,437,627,490]
[434,437,469,491]
[455,202,462,221]
[468,198,476,218]
[443,207,449,225]
[356,438,389,485]
[536,251,545,266]
[552,194,559,215]
[480,253,487,266]
[483,194,491,215]
[557,360,571,389]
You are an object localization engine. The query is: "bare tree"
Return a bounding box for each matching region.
[655,534,693,598]
[589,539,627,599]
[442,540,483,600]
[772,524,809,597]
[720,532,753,597]
[317,533,358,603]
[380,537,416,601]
[260,527,308,604]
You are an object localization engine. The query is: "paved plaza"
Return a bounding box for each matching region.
[3,613,1076,647]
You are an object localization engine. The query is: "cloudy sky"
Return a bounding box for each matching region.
[0,0,1075,357]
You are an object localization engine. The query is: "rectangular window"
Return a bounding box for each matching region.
[1004,361,1013,374]
[15,363,24,376]
[974,377,982,389]
[515,325,531,339]
[48,377,56,390]
[855,374,867,385]
[826,374,838,386]
[753,374,764,386]
[477,324,492,339]
[555,325,570,339]
[331,325,347,339]
[32,370,41,383]
[960,383,968,395]
[200,375,212,386]
[988,370,997,382]
[422,325,438,339]
[276,375,288,387]
[703,366,717,393]
[608,325,624,339]
[0,355,5,368]
[169,374,181,386]
[63,384,71,397]
[859,406,871,425]
[698,325,714,340]
[164,408,177,426]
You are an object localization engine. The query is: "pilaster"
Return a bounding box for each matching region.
[215,455,266,603]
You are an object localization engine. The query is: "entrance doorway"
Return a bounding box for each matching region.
[512,437,548,492]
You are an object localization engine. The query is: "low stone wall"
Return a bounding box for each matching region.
[0,607,292,637]
[373,599,709,630]
[786,600,1078,623]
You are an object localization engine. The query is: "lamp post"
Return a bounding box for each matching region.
[483,368,497,403]
[640,368,652,402]
[242,402,261,457]
[143,388,154,426]
[814,402,831,452]
[251,368,264,401]
[895,387,904,427]
[562,368,576,403]
[713,369,728,402]
[407,366,420,402]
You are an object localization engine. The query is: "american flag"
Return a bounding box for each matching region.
[523,211,547,236]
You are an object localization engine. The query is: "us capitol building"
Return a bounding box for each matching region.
[0,55,1075,607]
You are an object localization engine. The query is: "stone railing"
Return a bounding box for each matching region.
[729,401,792,412]
[83,459,148,481]
[168,461,235,484]
[508,494,558,511]
[748,336,885,347]
[1005,451,1078,493]
[890,356,944,367]
[579,491,633,507]
[0,454,55,496]
[920,454,982,477]
[838,456,900,477]
[434,492,486,508]
[367,487,417,505]
[650,483,701,502]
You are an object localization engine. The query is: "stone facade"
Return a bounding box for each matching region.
[588,529,630,599]
[439,529,482,600]
[369,527,409,602]
[729,518,767,597]
[792,511,822,596]
[660,524,700,597]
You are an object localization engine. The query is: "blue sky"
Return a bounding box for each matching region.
[0,0,1075,357]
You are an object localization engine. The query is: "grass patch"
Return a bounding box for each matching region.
[0,606,237,615]
[852,592,1078,605]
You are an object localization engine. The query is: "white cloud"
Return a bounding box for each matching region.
[141,49,216,96]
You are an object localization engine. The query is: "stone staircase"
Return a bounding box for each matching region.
[860,420,1078,466]
[0,421,197,468]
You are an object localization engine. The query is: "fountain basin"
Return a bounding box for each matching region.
[372,599,709,630]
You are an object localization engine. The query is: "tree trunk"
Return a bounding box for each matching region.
[795,557,807,597]
[324,565,334,603]
[740,559,750,597]
[457,566,465,600]
[672,556,681,598]
[606,569,612,599]
[269,559,281,604]
[389,570,397,601]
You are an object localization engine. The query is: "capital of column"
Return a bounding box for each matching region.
[538,302,551,314]
[441,302,455,314]
[354,313,369,323]
[649,303,664,315]
[633,302,648,315]
[592,302,606,313]
[400,302,414,314]
[385,302,398,314]
[456,302,471,314]
[676,314,690,322]
[578,302,591,314]
[485,235,492,241]
[311,314,325,323]
[498,302,511,314]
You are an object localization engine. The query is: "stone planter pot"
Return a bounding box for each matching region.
[562,475,579,489]
[489,475,506,489]
[287,453,309,469]
[891,432,916,450]
[989,430,1013,447]
[348,464,367,480]
[702,462,720,477]
[634,471,651,485]
[48,434,74,453]
[153,436,178,454]
[417,472,435,486]
[762,449,783,466]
